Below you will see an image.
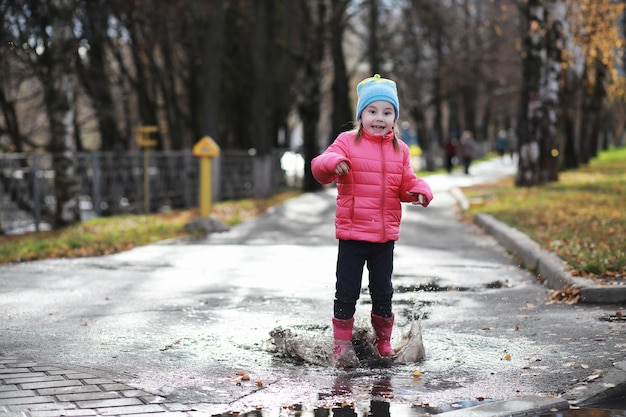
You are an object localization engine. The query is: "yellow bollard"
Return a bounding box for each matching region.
[192,136,221,217]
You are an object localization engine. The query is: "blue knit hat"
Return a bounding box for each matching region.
[355,74,400,122]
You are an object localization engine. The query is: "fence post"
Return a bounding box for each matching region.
[252,153,272,198]
[91,152,102,216]
[32,154,41,232]
[183,151,192,208]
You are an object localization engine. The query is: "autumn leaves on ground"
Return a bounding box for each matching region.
[463,146,626,286]
[1,148,624,292]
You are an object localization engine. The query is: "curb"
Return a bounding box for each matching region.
[451,187,626,303]
[448,187,626,416]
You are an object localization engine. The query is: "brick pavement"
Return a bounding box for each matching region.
[0,357,199,416]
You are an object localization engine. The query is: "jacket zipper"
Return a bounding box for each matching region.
[380,141,386,241]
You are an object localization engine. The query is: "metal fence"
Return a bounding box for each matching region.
[0,149,300,235]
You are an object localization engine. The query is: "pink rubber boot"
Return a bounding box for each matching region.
[371,313,395,357]
[332,317,359,367]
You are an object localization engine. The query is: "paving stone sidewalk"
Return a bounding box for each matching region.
[0,357,198,417]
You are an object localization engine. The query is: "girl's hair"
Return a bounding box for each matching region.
[353,123,401,151]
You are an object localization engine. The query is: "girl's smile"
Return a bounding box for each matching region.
[360,100,396,136]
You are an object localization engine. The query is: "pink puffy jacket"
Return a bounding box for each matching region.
[312,128,433,243]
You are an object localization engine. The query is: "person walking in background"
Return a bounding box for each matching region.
[496,129,509,160]
[444,137,457,174]
[459,130,475,174]
[311,74,433,367]
[507,128,517,160]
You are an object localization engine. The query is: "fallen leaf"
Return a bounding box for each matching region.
[549,287,581,304]
[504,353,511,361]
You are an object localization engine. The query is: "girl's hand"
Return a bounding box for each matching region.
[335,161,350,176]
[407,192,428,206]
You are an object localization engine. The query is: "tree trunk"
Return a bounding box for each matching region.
[432,27,443,147]
[200,0,225,142]
[560,67,581,170]
[298,0,326,193]
[517,0,564,186]
[0,88,23,152]
[367,0,380,74]
[586,58,607,162]
[251,0,274,197]
[329,0,353,141]
[75,0,123,151]
[251,0,274,157]
[46,0,80,227]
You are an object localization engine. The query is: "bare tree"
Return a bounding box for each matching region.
[296,0,327,192]
[516,0,565,186]
[46,0,81,225]
[329,0,354,141]
[74,0,124,151]
[198,0,225,142]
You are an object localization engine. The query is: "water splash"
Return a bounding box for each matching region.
[266,316,425,367]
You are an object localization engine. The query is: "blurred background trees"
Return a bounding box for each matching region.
[1,0,625,215]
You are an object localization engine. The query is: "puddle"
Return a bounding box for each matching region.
[210,399,493,416]
[394,282,470,293]
[211,402,626,417]
[599,314,626,323]
[391,275,507,293]
[266,316,425,367]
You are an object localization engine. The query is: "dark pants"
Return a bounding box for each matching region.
[333,239,395,320]
[462,156,472,174]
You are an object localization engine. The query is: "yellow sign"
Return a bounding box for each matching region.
[136,126,158,148]
[193,136,220,158]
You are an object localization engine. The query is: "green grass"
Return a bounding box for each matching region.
[463,146,626,282]
[0,190,301,265]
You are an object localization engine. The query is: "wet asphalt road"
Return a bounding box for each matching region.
[1,158,625,416]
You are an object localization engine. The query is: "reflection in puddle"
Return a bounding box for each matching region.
[211,402,626,417]
[211,398,494,416]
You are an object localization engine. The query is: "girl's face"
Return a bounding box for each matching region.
[360,101,395,136]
